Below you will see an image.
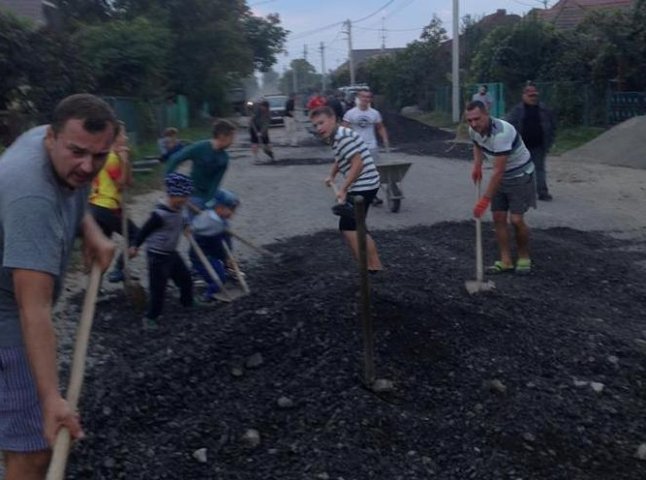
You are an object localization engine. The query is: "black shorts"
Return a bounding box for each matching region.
[339,188,378,231]
[249,127,269,145]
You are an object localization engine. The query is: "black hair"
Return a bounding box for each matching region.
[466,100,487,112]
[51,94,118,137]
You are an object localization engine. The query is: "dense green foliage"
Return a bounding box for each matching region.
[0,0,287,115]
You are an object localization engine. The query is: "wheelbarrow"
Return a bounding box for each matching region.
[375,162,412,213]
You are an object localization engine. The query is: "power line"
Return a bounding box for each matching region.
[290,21,344,41]
[512,0,546,8]
[353,25,426,32]
[288,0,398,40]
[352,0,397,24]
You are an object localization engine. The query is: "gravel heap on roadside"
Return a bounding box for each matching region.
[382,113,473,160]
[63,222,646,479]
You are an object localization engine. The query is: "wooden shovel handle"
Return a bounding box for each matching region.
[185,232,230,300]
[221,240,250,294]
[226,229,275,258]
[475,181,484,283]
[46,263,102,480]
[329,182,343,203]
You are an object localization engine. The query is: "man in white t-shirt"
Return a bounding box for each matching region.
[472,85,494,113]
[342,89,390,206]
[466,100,536,275]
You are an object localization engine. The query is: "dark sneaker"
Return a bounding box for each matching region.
[372,196,384,206]
[538,193,553,201]
[107,270,125,283]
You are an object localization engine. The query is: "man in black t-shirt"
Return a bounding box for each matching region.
[507,83,557,201]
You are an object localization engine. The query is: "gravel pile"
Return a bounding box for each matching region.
[382,113,472,160]
[63,222,646,479]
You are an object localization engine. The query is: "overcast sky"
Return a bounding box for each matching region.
[251,0,548,73]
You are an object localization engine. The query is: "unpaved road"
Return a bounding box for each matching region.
[61,117,646,294]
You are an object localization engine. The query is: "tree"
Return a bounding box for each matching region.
[262,69,280,93]
[0,10,94,115]
[469,20,561,86]
[0,11,33,110]
[242,13,289,72]
[73,17,171,98]
[576,7,643,90]
[357,15,450,110]
[55,0,113,29]
[112,0,287,106]
[280,59,320,94]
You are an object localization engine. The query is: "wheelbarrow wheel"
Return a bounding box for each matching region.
[389,198,401,213]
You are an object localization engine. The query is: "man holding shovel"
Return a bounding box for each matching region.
[0,94,117,479]
[310,106,383,273]
[466,100,536,274]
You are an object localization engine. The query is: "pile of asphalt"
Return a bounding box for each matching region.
[64,222,646,479]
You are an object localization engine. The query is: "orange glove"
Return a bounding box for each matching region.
[471,165,483,183]
[473,196,491,218]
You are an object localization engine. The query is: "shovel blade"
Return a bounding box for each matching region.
[125,280,148,311]
[465,279,496,295]
[212,285,248,303]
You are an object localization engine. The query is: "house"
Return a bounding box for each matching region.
[530,0,635,29]
[349,48,406,68]
[443,9,522,58]
[333,47,405,78]
[0,0,58,27]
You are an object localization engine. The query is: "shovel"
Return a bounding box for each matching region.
[465,181,495,295]
[221,239,250,295]
[188,201,283,263]
[184,231,252,303]
[329,183,355,218]
[46,263,102,480]
[121,187,147,310]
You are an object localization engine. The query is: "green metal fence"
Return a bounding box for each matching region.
[101,95,191,145]
[434,81,628,128]
[607,92,646,125]
[433,83,505,118]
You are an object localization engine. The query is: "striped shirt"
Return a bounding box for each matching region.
[469,118,534,179]
[332,126,380,192]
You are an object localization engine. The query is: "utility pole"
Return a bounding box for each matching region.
[286,51,297,94]
[319,42,327,92]
[344,19,355,86]
[451,0,460,123]
[303,44,308,61]
[380,16,386,51]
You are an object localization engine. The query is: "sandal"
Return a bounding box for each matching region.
[515,258,532,274]
[486,260,515,274]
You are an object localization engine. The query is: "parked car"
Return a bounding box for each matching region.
[246,94,288,126]
[265,94,288,125]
